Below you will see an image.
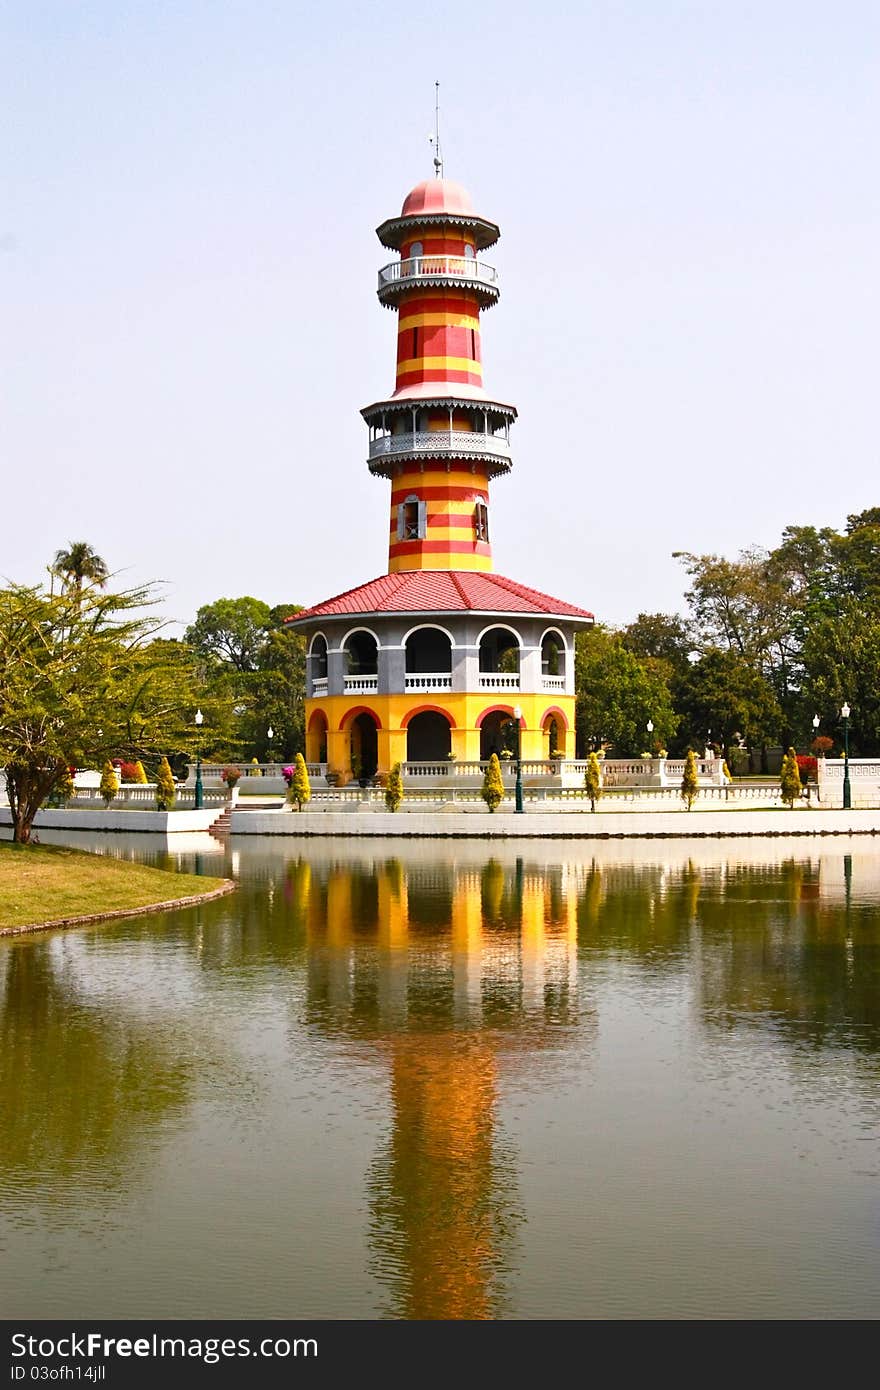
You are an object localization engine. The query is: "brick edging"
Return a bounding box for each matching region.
[0,879,237,938]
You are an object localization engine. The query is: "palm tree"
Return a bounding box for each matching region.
[52,541,109,593]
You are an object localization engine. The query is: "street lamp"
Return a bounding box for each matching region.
[267,725,274,770]
[841,702,851,809]
[194,708,204,809]
[646,718,654,754]
[513,705,524,814]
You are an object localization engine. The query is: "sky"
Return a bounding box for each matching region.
[2,1,878,632]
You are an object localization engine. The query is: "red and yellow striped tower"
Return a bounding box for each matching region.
[288,171,594,782]
[362,179,515,574]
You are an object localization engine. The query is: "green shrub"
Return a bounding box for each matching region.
[680,749,699,811]
[99,760,118,807]
[286,753,311,811]
[385,762,403,812]
[584,752,603,812]
[779,747,802,808]
[155,756,176,810]
[481,753,504,812]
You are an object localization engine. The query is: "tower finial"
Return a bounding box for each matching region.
[429,80,443,178]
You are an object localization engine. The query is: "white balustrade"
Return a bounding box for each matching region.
[312,677,328,695]
[378,255,499,293]
[369,430,511,462]
[344,675,379,693]
[478,673,520,690]
[541,676,566,691]
[404,672,453,690]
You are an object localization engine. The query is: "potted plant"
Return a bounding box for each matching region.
[220,766,241,804]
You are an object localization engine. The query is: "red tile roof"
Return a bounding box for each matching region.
[287,571,594,625]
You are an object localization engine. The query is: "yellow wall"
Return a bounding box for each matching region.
[306,692,576,778]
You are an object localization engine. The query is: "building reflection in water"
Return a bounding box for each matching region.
[296,854,590,1319]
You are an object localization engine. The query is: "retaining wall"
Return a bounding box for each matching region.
[0,808,222,834]
[229,806,880,839]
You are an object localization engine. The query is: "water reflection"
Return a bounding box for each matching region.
[296,854,588,1318]
[1,835,878,1318]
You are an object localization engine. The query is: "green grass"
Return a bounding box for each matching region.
[0,841,229,930]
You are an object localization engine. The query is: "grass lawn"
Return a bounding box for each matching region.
[0,841,230,930]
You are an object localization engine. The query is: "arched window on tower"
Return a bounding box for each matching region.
[409,241,423,273]
[474,498,489,543]
[398,494,427,541]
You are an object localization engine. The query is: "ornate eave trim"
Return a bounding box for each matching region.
[376,213,500,252]
[361,397,517,422]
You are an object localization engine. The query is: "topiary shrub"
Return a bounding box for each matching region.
[481,753,504,812]
[250,757,262,777]
[100,760,118,808]
[134,760,148,784]
[385,762,403,812]
[680,749,699,811]
[584,752,603,812]
[155,756,176,810]
[780,747,802,807]
[286,753,311,811]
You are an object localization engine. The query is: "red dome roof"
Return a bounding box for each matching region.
[287,571,594,624]
[400,178,474,219]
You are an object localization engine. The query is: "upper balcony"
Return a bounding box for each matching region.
[377,254,500,309]
[368,428,512,476]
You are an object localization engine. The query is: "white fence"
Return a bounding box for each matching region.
[817,758,880,808]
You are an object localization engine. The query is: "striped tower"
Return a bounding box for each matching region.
[362,179,516,574]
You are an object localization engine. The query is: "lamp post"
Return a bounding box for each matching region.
[194,708,204,809]
[513,705,524,814]
[646,719,654,755]
[841,702,851,809]
[267,725,274,772]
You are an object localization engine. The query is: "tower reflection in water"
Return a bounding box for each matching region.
[294,854,591,1320]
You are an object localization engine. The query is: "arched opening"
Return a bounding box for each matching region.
[541,708,569,758]
[344,629,378,676]
[406,710,452,763]
[309,634,328,682]
[349,711,379,781]
[405,626,452,675]
[478,626,520,674]
[479,710,520,762]
[307,710,328,765]
[541,630,566,680]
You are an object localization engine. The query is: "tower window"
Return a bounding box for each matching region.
[474,499,489,542]
[413,327,419,357]
[398,495,427,541]
[470,327,477,358]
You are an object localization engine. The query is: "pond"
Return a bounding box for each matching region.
[1,832,878,1319]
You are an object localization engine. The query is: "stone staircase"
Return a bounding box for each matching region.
[208,805,233,840]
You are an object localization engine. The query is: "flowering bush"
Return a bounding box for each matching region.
[118,760,140,783]
[282,765,295,786]
[796,755,818,782]
[811,735,834,758]
[220,765,241,788]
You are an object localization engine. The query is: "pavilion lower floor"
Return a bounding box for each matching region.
[305,692,576,782]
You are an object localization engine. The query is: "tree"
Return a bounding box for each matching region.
[51,541,109,593]
[481,753,504,812]
[575,627,677,756]
[134,760,148,784]
[287,752,311,812]
[185,597,272,673]
[155,757,176,810]
[385,762,403,813]
[584,752,602,812]
[779,747,802,808]
[801,603,880,755]
[681,749,699,811]
[0,583,197,843]
[621,612,693,679]
[99,760,118,807]
[675,648,781,760]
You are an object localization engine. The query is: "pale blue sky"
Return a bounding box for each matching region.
[2,1,878,628]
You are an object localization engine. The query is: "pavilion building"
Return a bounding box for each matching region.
[288,176,594,781]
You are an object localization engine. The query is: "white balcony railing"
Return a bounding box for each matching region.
[343,675,379,694]
[378,255,499,294]
[312,677,328,695]
[541,675,566,691]
[404,673,453,690]
[369,430,512,463]
[478,673,520,690]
